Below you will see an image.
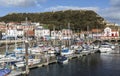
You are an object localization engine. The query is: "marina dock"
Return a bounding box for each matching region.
[0,40,23,46]
[1,39,118,76]
[8,50,98,76]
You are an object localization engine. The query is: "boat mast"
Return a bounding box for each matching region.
[26,17,28,40]
[15,24,17,49]
[53,26,55,47]
[25,17,29,75]
[5,23,8,55]
[60,25,62,51]
[87,25,89,42]
[25,40,29,75]
[97,25,98,40]
[68,22,71,48]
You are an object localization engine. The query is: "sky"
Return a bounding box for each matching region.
[0,0,120,25]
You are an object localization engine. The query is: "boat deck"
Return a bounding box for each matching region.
[8,70,25,76]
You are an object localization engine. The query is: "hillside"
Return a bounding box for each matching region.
[0,10,105,31]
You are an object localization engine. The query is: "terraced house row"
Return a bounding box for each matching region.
[0,21,119,40]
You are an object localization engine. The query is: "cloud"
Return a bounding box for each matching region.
[98,0,120,24]
[44,6,99,12]
[110,0,120,7]
[101,8,120,19]
[0,0,46,7]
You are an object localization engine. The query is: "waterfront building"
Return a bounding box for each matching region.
[101,27,119,39]
[80,27,119,40]
[80,31,92,41]
[61,29,73,40]
[91,29,102,40]
[25,30,35,40]
[17,29,24,38]
[35,26,43,38]
[6,26,17,38]
[34,26,50,40]
[42,29,50,40]
[51,30,62,39]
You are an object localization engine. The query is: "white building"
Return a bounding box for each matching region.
[61,29,73,39]
[101,27,119,39]
[35,27,43,38]
[7,29,17,37]
[42,29,50,36]
[34,26,50,39]
[17,29,24,38]
[2,28,17,40]
[51,31,62,39]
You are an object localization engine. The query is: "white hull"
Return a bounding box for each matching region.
[61,49,74,56]
[100,49,113,53]
[0,55,5,58]
[57,56,68,64]
[99,47,113,53]
[58,59,68,64]
[15,59,40,68]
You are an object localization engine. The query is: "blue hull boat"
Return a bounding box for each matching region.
[57,56,68,64]
[0,68,11,76]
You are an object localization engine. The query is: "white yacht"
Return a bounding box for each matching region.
[61,47,74,56]
[15,59,41,68]
[99,44,113,53]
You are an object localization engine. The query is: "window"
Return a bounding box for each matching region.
[112,33,114,36]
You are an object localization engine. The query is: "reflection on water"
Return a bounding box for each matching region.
[29,53,120,76]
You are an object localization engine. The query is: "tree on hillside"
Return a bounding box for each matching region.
[0,10,105,32]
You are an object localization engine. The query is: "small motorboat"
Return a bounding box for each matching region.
[61,48,74,56]
[15,59,41,68]
[57,56,68,64]
[99,44,113,53]
[0,68,11,76]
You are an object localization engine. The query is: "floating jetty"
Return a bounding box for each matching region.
[8,70,26,76]
[0,40,23,46]
[8,50,98,76]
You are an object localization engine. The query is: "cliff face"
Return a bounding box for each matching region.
[0,10,105,31]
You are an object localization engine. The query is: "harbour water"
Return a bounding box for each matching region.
[29,53,120,76]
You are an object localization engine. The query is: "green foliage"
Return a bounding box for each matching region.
[43,24,49,29]
[0,10,105,31]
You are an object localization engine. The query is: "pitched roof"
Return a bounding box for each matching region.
[92,29,102,33]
